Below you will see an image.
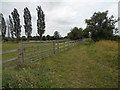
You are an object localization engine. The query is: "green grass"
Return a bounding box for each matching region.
[2,41,72,62]
[2,40,118,88]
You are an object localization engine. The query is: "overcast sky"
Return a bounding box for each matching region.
[0,0,119,37]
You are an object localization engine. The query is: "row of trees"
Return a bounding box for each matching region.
[0,9,119,42]
[3,31,65,41]
[67,10,119,41]
[0,6,45,42]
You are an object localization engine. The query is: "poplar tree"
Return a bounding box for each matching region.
[9,15,14,38]
[0,13,6,38]
[11,8,21,42]
[23,7,32,40]
[36,6,45,40]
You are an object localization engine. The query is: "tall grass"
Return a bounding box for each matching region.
[2,40,118,88]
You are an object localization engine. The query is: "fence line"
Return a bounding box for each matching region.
[1,40,77,64]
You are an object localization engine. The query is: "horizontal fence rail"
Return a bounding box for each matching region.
[2,56,19,64]
[0,49,19,55]
[0,49,20,64]
[1,40,81,64]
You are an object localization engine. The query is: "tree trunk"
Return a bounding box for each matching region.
[17,36,19,43]
[39,35,42,41]
[27,35,30,42]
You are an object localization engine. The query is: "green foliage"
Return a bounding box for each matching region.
[83,28,91,38]
[68,27,83,40]
[63,36,67,39]
[3,37,9,42]
[85,10,117,41]
[9,15,14,38]
[36,6,45,40]
[11,8,21,42]
[23,7,32,39]
[42,36,46,41]
[49,36,55,40]
[111,35,120,41]
[54,31,61,40]
[46,35,50,40]
[21,36,27,41]
[0,13,6,38]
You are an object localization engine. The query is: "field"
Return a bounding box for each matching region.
[2,40,118,88]
[2,40,74,69]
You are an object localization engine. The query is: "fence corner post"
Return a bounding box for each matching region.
[64,41,66,50]
[53,40,55,54]
[74,40,76,46]
[19,41,24,63]
[68,40,70,48]
[57,41,59,53]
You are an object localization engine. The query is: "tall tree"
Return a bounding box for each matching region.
[82,28,91,38]
[23,7,32,40]
[9,15,14,38]
[85,10,117,41]
[36,6,45,40]
[0,13,6,38]
[54,31,61,40]
[11,8,21,42]
[6,19,10,38]
[68,27,83,40]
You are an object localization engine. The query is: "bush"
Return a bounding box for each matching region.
[3,37,9,42]
[20,36,27,41]
[68,27,83,40]
[42,36,46,41]
[111,35,120,41]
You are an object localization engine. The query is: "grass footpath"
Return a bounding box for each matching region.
[2,40,118,88]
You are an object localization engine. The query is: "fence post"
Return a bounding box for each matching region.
[74,40,76,46]
[57,41,59,53]
[68,40,69,49]
[64,41,66,50]
[19,42,24,63]
[74,41,75,46]
[53,40,55,54]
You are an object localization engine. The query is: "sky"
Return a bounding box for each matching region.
[0,0,119,37]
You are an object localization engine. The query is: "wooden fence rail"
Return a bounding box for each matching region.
[0,49,19,54]
[1,40,77,64]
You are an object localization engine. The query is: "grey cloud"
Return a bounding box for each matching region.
[1,1,118,37]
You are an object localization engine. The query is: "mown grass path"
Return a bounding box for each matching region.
[2,40,118,88]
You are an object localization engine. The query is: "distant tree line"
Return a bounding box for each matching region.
[0,9,120,42]
[3,34,65,42]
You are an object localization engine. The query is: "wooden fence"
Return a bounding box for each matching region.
[1,40,76,64]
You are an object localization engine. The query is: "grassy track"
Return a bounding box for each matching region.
[2,40,118,88]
